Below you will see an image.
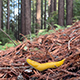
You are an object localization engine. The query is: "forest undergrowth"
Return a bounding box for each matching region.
[0,21,80,80]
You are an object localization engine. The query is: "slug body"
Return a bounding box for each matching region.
[26,58,65,71]
[26,58,40,67]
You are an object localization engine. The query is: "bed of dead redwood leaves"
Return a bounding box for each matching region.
[0,21,80,80]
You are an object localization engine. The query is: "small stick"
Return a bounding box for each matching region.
[0,66,30,70]
[46,50,54,61]
[68,37,75,50]
[60,69,80,76]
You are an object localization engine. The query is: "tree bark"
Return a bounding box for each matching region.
[21,0,26,35]
[32,0,34,32]
[51,0,54,27]
[48,0,54,29]
[58,0,64,26]
[41,0,43,29]
[1,0,3,29]
[18,0,22,39]
[0,0,1,28]
[7,0,10,30]
[36,0,41,32]
[66,0,73,25]
[54,0,56,11]
[44,0,46,29]
[48,0,51,17]
[48,0,54,16]
[51,0,54,13]
[25,0,31,35]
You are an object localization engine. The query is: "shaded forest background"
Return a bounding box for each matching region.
[0,0,80,45]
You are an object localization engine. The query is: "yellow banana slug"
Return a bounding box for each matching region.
[26,58,65,71]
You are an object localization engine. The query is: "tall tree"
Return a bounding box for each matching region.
[1,0,3,29]
[25,0,31,35]
[18,0,21,39]
[3,0,7,29]
[48,0,54,16]
[58,0,64,26]
[7,0,10,30]
[48,0,54,29]
[44,0,46,29]
[32,0,35,32]
[48,0,51,17]
[48,0,51,30]
[54,0,56,11]
[36,0,41,32]
[21,0,26,35]
[51,0,54,27]
[41,0,43,29]
[51,0,54,13]
[0,0,2,28]
[66,0,73,25]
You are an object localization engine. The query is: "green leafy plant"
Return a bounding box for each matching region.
[54,24,65,30]
[0,30,15,45]
[26,34,37,40]
[0,40,20,50]
[73,0,80,21]
[0,43,14,50]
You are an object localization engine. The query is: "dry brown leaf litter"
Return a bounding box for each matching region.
[0,21,80,80]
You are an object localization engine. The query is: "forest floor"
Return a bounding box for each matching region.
[0,21,80,80]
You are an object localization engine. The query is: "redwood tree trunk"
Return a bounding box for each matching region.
[66,0,73,25]
[48,0,54,29]
[21,0,26,35]
[25,0,31,35]
[51,0,54,27]
[48,0,51,17]
[1,0,3,29]
[36,0,41,31]
[44,0,46,29]
[51,0,54,13]
[58,0,64,26]
[41,0,43,29]
[0,0,1,28]
[48,0,54,16]
[32,0,34,32]
[7,0,10,30]
[54,0,56,11]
